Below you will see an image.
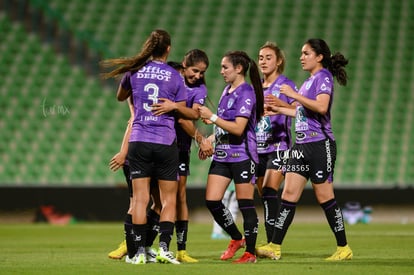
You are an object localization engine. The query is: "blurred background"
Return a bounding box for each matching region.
[0,0,413,221]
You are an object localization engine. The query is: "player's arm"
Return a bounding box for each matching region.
[151,99,200,120]
[198,105,248,137]
[116,85,131,102]
[280,84,330,115]
[109,98,133,171]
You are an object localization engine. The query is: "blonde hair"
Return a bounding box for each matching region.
[259,41,286,74]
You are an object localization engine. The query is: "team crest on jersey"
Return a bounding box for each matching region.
[306,79,313,90]
[227,98,234,108]
[272,87,280,97]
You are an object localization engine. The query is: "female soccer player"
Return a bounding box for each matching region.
[198,50,264,264]
[151,49,212,262]
[255,42,297,244]
[256,38,353,261]
[102,29,190,264]
[107,51,213,264]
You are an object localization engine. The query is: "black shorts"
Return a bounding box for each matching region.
[123,163,158,198]
[257,150,289,177]
[209,159,256,184]
[286,139,336,183]
[178,150,190,176]
[128,141,179,181]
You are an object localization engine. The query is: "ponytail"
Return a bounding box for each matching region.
[100,29,171,79]
[248,59,264,121]
[224,51,264,122]
[306,38,349,86]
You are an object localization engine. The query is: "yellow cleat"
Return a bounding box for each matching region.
[108,240,127,259]
[255,243,281,260]
[176,250,199,263]
[325,245,353,261]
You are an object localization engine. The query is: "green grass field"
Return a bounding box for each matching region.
[1,221,413,275]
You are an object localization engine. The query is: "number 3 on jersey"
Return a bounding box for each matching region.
[143,83,159,112]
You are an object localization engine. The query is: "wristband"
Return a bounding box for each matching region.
[209,114,218,123]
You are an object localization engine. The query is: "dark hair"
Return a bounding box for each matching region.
[183,49,209,69]
[259,41,286,74]
[100,29,171,79]
[182,49,209,86]
[306,39,348,86]
[167,61,184,71]
[224,51,264,122]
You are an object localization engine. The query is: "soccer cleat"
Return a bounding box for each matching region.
[325,245,353,261]
[125,255,134,264]
[255,243,281,260]
[156,249,181,264]
[220,238,246,260]
[131,253,146,264]
[233,252,257,263]
[108,240,127,259]
[176,250,199,263]
[145,247,157,263]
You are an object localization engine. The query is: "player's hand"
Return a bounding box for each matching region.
[198,138,214,158]
[198,106,214,124]
[279,84,296,99]
[109,152,126,171]
[151,98,176,116]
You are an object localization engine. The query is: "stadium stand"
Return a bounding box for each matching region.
[0,0,413,187]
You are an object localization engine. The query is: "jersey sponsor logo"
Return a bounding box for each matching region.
[215,150,228,159]
[256,116,271,133]
[257,142,269,150]
[296,132,306,141]
[239,106,248,114]
[137,65,172,81]
[325,139,332,172]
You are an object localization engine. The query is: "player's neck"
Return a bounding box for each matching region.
[263,72,280,88]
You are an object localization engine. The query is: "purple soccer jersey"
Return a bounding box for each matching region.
[213,82,258,164]
[256,75,297,153]
[176,83,207,152]
[295,68,335,144]
[121,60,188,145]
